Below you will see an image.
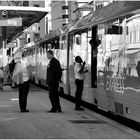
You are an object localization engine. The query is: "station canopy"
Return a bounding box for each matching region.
[70,1,140,32]
[0,6,48,43]
[37,20,76,45]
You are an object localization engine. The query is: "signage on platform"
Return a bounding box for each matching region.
[0,17,22,26]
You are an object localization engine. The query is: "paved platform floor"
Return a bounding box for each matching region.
[0,84,140,139]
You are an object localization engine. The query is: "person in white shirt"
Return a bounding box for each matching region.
[74,56,88,110]
[13,53,30,113]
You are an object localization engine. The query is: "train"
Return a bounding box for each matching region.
[17,1,140,123]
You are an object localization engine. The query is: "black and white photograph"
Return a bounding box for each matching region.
[0,0,140,139]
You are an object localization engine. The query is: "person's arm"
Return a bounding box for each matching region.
[79,61,86,73]
[83,69,88,73]
[55,60,62,81]
[50,59,62,80]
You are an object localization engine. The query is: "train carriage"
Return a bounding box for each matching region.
[91,1,140,122]
[67,1,140,122]
[20,1,140,123]
[22,28,69,94]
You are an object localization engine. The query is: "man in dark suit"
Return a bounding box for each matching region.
[46,50,62,113]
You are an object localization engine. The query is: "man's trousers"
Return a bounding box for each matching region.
[18,80,30,111]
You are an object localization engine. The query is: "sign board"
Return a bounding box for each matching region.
[0,17,22,26]
[24,23,38,32]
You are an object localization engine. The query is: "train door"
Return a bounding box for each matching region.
[67,32,81,97]
[67,29,94,103]
[91,26,98,88]
[59,34,68,95]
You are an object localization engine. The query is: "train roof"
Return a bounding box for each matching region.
[19,1,140,48]
[70,1,140,33]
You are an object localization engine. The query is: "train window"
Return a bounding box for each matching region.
[130,30,132,43]
[23,1,29,6]
[137,26,139,42]
[28,38,30,43]
[34,4,39,7]
[139,28,140,42]
[34,33,40,40]
[7,48,11,56]
[106,25,122,34]
[126,26,130,43]
[134,27,136,43]
[37,48,39,54]
[62,15,68,19]
[42,44,45,49]
[61,44,63,50]
[62,5,68,10]
[62,35,66,40]
[62,24,66,26]
[75,35,81,45]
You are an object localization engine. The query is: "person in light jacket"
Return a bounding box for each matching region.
[13,53,30,113]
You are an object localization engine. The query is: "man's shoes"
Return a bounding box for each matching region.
[47,109,57,113]
[57,109,62,113]
[75,107,84,111]
[21,109,29,113]
[47,109,62,113]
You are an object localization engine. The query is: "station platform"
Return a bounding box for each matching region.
[0,84,140,139]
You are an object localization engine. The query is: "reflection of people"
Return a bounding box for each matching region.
[9,59,16,75]
[0,67,4,83]
[74,56,88,110]
[46,50,62,113]
[7,59,16,86]
[136,61,140,79]
[13,53,30,112]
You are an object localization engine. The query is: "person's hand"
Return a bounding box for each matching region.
[84,69,88,73]
[83,61,86,66]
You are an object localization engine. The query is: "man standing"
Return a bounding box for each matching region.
[46,50,62,113]
[13,53,30,112]
[74,56,88,110]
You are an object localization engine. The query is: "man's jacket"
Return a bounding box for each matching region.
[46,57,62,85]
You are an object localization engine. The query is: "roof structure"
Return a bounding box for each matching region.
[70,1,140,33]
[37,20,77,45]
[73,3,94,13]
[92,1,140,25]
[0,6,48,43]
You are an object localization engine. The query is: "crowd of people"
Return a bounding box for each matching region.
[1,50,88,113]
